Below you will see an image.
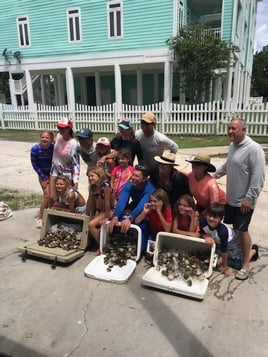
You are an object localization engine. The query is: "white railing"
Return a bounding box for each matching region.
[0,101,268,136]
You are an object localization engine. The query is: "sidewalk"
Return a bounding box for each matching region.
[1,140,268,357]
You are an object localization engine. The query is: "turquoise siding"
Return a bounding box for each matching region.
[0,0,174,61]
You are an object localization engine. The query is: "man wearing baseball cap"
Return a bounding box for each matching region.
[98,118,144,166]
[135,112,178,173]
[76,128,98,173]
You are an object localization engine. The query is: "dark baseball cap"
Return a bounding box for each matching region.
[76,128,93,139]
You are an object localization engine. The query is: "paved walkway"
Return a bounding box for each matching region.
[0,140,268,357]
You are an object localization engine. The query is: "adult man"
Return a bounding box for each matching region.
[135,112,178,173]
[150,150,190,206]
[213,118,265,280]
[97,118,143,166]
[111,118,143,164]
[76,128,98,173]
[108,165,155,252]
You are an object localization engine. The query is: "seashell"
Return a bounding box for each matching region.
[186,279,192,287]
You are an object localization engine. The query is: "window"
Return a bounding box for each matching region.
[178,0,184,31]
[17,16,31,47]
[67,8,81,42]
[107,1,123,39]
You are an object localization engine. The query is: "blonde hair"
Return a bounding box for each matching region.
[88,166,107,194]
[54,176,72,201]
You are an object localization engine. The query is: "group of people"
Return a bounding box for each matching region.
[30,114,265,280]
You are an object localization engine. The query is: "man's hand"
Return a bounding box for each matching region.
[240,200,251,215]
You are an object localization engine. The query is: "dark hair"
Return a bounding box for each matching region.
[206,203,225,219]
[134,164,150,178]
[118,148,132,161]
[173,194,197,217]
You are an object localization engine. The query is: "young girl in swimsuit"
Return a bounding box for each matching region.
[51,176,86,213]
[86,166,116,255]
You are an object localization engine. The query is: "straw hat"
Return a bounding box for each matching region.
[186,152,216,172]
[154,150,177,165]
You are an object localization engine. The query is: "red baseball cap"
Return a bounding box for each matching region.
[56,117,73,129]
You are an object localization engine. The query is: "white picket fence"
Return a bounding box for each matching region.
[0,101,268,136]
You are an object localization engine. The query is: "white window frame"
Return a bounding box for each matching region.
[17,16,31,47]
[67,7,82,43]
[178,0,184,31]
[107,1,123,39]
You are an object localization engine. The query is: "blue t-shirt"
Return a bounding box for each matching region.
[30,143,54,181]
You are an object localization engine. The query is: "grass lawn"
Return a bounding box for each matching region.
[0,188,43,211]
[1,129,268,148]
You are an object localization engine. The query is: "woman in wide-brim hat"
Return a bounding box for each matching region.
[150,150,191,206]
[184,152,226,214]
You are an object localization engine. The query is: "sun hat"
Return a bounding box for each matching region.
[76,128,93,139]
[56,117,73,129]
[118,118,133,130]
[96,137,110,147]
[154,150,177,165]
[186,152,216,172]
[141,112,156,124]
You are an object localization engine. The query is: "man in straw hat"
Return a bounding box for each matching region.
[213,118,265,280]
[151,150,190,206]
[135,112,178,173]
[185,152,226,213]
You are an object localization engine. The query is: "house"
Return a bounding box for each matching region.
[0,0,261,109]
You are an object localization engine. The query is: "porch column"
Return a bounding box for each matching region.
[25,69,34,108]
[164,61,171,104]
[233,60,241,106]
[40,75,46,104]
[137,67,143,105]
[114,63,122,107]
[214,76,222,101]
[95,71,101,106]
[8,74,16,106]
[65,67,75,120]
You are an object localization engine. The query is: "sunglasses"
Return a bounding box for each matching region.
[192,162,205,167]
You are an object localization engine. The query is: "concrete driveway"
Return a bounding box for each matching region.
[0,140,268,357]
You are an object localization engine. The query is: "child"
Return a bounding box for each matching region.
[199,203,259,276]
[30,130,54,228]
[96,137,116,180]
[110,148,134,200]
[49,117,80,206]
[172,194,200,237]
[135,188,173,254]
[86,166,116,255]
[51,176,86,213]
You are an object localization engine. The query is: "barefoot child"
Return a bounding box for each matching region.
[172,194,200,237]
[86,166,116,255]
[30,130,54,228]
[52,176,86,213]
[200,203,259,276]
